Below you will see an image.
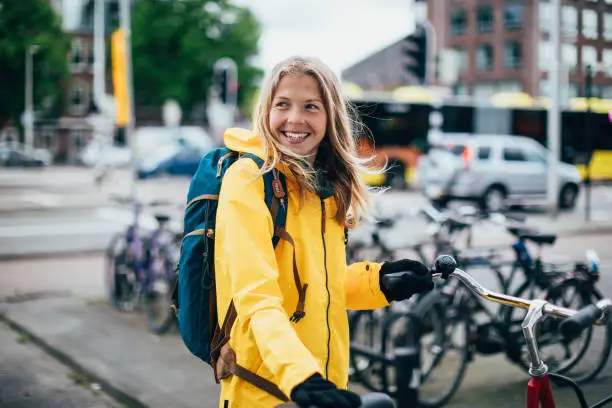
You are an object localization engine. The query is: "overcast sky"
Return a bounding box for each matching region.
[60,0,418,78]
[233,0,419,78]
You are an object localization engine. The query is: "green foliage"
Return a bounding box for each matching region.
[131,0,263,119]
[0,0,70,133]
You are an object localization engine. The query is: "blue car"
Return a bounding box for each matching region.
[136,127,216,179]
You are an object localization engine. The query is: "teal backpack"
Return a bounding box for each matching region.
[171,147,307,401]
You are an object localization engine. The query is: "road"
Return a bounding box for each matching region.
[1,231,611,407]
[1,166,612,258]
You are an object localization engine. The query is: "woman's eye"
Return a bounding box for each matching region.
[306,104,319,111]
[275,101,288,108]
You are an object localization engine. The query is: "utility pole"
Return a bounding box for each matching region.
[585,64,593,221]
[119,0,136,199]
[24,45,39,148]
[547,0,562,218]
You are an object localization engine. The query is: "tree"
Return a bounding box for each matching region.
[130,0,263,121]
[0,0,70,135]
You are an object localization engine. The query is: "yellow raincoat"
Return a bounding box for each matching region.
[215,128,389,407]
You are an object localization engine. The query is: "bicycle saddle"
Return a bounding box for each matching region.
[154,214,171,223]
[520,233,557,245]
[376,218,394,228]
[507,226,538,238]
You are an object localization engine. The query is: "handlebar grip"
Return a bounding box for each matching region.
[433,255,456,279]
[559,304,602,340]
[381,272,409,293]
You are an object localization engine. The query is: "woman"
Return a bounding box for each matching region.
[214,56,433,408]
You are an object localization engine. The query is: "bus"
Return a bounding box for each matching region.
[352,97,612,187]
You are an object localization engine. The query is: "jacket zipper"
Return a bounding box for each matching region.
[321,198,331,380]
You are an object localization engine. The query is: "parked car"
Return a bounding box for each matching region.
[136,126,215,179]
[0,142,51,167]
[413,133,582,211]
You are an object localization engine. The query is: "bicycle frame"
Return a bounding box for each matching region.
[430,267,611,408]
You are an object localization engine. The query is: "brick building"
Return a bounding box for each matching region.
[342,0,612,102]
[432,0,612,100]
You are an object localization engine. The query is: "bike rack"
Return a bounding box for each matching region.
[350,312,422,408]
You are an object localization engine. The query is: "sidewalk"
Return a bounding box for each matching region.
[1,295,611,408]
[0,319,119,408]
[0,296,217,408]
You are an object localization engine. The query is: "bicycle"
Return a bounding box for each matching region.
[348,205,524,405]
[105,195,181,334]
[420,255,612,408]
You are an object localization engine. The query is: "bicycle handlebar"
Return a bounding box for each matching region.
[381,255,611,327]
[275,392,395,408]
[429,255,611,325]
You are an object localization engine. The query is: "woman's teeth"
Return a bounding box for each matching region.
[283,131,309,140]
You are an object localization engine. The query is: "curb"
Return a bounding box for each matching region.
[0,248,106,262]
[0,312,148,408]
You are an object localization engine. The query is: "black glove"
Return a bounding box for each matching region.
[290,374,361,408]
[379,259,434,302]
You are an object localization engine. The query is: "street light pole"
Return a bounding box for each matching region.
[547,0,562,218]
[24,45,39,149]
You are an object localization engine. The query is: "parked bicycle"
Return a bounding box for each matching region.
[105,195,181,334]
[351,255,612,408]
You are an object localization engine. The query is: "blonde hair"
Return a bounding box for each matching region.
[252,56,376,228]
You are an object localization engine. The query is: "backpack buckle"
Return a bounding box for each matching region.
[272,169,285,199]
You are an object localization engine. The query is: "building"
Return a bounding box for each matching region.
[430,0,612,100]
[31,0,97,163]
[342,0,612,103]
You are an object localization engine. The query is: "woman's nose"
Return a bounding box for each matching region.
[287,107,305,124]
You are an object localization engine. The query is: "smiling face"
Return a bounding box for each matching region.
[268,74,328,163]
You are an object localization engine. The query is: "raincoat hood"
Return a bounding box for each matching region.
[224,127,266,159]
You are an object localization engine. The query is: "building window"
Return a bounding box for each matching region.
[582,46,598,70]
[477,5,494,33]
[72,130,87,154]
[69,82,87,115]
[504,41,522,69]
[453,47,468,74]
[450,9,467,35]
[562,6,578,38]
[605,14,612,41]
[476,44,494,71]
[603,50,612,76]
[562,43,578,72]
[538,41,552,71]
[504,3,523,30]
[582,9,598,40]
[539,1,551,33]
[69,38,85,72]
[38,129,56,151]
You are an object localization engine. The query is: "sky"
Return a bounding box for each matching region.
[58,0,420,78]
[232,0,420,78]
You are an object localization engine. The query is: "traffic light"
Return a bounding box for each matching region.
[216,68,229,104]
[404,24,428,85]
[213,64,238,106]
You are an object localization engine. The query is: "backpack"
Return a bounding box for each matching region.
[170,147,307,402]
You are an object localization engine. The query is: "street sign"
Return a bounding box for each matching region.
[111,28,129,126]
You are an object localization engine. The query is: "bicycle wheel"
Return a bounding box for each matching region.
[143,245,177,335]
[410,290,472,408]
[349,309,389,392]
[105,232,140,312]
[504,277,612,383]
